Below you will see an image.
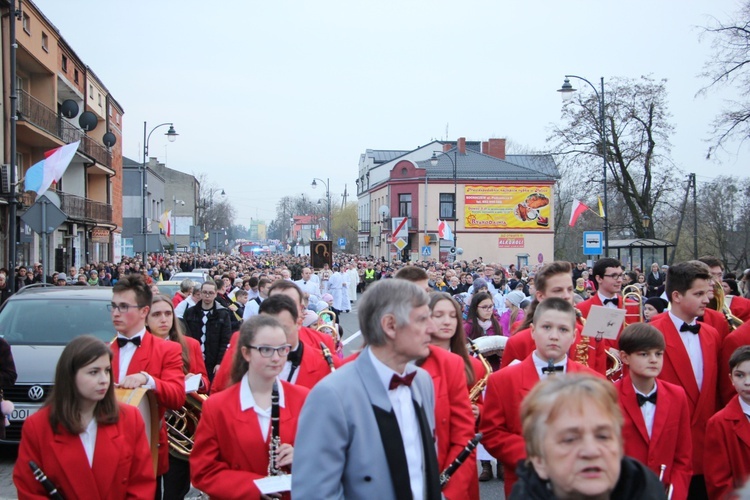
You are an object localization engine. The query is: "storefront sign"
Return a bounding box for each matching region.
[91,228,110,243]
[497,234,525,248]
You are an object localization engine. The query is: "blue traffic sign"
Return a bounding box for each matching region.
[583,231,603,255]
[338,238,347,247]
[421,246,431,256]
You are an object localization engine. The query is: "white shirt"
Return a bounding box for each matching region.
[669,311,703,389]
[116,328,155,389]
[296,279,322,302]
[79,418,98,467]
[174,295,197,319]
[280,344,301,384]
[532,351,568,379]
[239,375,286,441]
[368,349,424,500]
[739,396,750,422]
[243,297,264,321]
[634,381,657,438]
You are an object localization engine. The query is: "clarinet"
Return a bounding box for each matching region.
[320,342,336,372]
[267,380,283,476]
[439,433,483,487]
[28,461,64,500]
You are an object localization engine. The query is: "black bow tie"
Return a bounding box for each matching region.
[389,372,417,390]
[542,361,564,375]
[117,336,141,348]
[637,393,657,407]
[287,343,304,366]
[303,281,307,285]
[680,322,701,334]
[603,297,620,306]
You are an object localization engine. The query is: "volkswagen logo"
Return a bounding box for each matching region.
[28,385,45,401]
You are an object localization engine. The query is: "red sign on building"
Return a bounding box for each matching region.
[498,234,524,248]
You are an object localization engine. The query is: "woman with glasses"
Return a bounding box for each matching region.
[146,295,209,499]
[14,336,155,499]
[465,292,502,340]
[190,315,309,499]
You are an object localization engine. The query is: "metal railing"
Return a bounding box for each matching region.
[57,191,113,224]
[17,89,111,168]
[359,220,371,232]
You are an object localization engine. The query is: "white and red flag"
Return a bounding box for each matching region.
[569,199,591,227]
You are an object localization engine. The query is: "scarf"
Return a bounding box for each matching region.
[478,319,493,333]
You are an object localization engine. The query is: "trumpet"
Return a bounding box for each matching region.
[165,392,208,459]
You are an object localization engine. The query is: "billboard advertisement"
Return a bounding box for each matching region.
[465,185,552,230]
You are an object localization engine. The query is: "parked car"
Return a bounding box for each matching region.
[155,280,182,298]
[171,271,210,285]
[0,285,115,443]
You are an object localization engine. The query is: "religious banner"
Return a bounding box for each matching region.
[465,185,552,230]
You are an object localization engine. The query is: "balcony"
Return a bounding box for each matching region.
[58,192,113,224]
[18,191,113,226]
[17,89,111,168]
[359,220,371,232]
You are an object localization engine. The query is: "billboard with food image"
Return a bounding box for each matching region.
[464,185,552,230]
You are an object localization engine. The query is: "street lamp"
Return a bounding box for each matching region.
[311,178,331,240]
[430,150,458,260]
[641,214,651,238]
[142,122,178,260]
[557,75,609,254]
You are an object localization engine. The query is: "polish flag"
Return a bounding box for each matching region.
[438,220,453,241]
[569,199,590,227]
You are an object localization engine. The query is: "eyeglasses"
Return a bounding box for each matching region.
[107,303,145,313]
[247,344,292,358]
[602,273,624,280]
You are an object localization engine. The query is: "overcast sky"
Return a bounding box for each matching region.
[33,0,748,227]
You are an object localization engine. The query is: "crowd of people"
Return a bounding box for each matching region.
[5,249,750,499]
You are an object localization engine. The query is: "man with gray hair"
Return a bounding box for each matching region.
[292,279,441,499]
[172,278,194,309]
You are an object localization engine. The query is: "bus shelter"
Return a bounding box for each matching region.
[606,239,674,272]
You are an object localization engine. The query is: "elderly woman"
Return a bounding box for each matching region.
[511,374,666,499]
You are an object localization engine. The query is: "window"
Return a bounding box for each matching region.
[61,55,68,72]
[98,94,102,106]
[440,193,456,219]
[41,32,48,52]
[22,13,30,34]
[398,194,412,218]
[89,84,93,98]
[74,69,79,84]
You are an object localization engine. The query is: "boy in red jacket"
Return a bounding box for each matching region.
[616,323,692,500]
[705,345,750,499]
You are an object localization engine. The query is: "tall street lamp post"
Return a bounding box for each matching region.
[142,122,178,261]
[557,75,609,254]
[430,149,458,260]
[172,196,185,252]
[311,178,331,240]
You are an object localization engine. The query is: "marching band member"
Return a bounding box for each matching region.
[705,346,750,499]
[649,261,720,499]
[615,324,692,500]
[146,295,209,500]
[428,291,484,500]
[267,280,337,354]
[14,336,155,499]
[502,262,608,375]
[190,316,308,499]
[719,319,750,405]
[480,298,602,497]
[109,275,185,499]
[700,256,750,323]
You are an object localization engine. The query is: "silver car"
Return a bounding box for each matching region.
[0,285,115,443]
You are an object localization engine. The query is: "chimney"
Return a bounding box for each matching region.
[487,138,506,160]
[458,137,466,155]
[443,142,452,153]
[482,141,489,155]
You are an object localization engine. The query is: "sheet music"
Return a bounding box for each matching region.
[254,474,292,494]
[580,305,626,341]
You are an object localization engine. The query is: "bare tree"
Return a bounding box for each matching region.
[696,176,750,270]
[549,75,681,239]
[699,2,750,155]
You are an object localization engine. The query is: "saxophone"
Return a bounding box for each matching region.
[467,339,492,403]
[268,380,283,476]
[320,342,336,372]
[575,310,590,367]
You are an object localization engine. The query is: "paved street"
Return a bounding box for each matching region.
[0,295,504,499]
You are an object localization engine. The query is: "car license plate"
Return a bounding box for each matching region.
[10,405,39,421]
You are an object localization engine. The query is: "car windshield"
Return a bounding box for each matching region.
[156,283,181,297]
[0,299,115,345]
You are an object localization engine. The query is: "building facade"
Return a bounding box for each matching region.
[357,137,560,267]
[2,0,122,272]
